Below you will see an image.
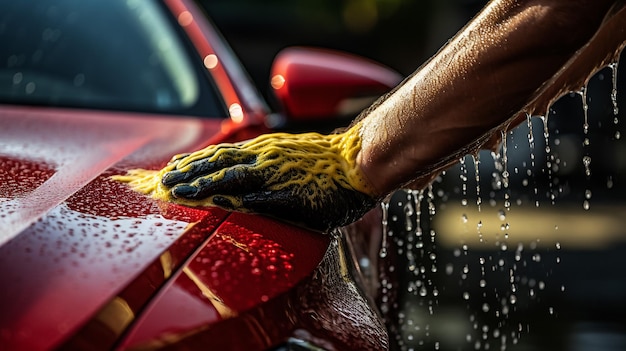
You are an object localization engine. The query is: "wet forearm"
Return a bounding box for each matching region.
[355,0,624,197]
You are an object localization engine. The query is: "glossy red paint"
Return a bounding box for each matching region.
[117,217,388,351]
[0,107,228,350]
[117,213,331,350]
[271,47,403,120]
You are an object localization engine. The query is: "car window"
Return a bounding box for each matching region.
[0,0,225,117]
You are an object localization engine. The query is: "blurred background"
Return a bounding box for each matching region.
[198,1,626,350]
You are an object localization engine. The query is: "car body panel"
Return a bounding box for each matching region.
[117,212,331,350]
[270,47,402,120]
[0,106,232,350]
[0,105,337,351]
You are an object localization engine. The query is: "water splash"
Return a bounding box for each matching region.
[460,157,468,207]
[526,113,535,169]
[472,154,482,212]
[379,201,390,258]
[540,111,558,205]
[578,87,590,136]
[375,57,624,351]
[427,184,436,218]
[501,130,510,197]
[493,131,512,211]
[610,61,622,142]
[412,189,424,239]
[525,114,540,207]
[610,60,620,116]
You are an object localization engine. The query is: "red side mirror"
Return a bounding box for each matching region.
[270,47,403,121]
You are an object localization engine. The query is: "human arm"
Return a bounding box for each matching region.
[357,0,626,195]
[114,0,626,231]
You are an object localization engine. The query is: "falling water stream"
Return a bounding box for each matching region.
[374,58,623,350]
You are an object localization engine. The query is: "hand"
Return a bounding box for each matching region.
[115,125,380,232]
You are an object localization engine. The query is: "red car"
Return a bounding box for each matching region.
[0,0,402,350]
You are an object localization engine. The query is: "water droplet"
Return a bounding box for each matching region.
[579,87,590,135]
[379,247,388,258]
[583,200,590,210]
[498,209,506,221]
[461,213,468,223]
[610,61,620,115]
[404,200,414,231]
[582,155,592,177]
[379,202,389,258]
[472,154,482,212]
[482,303,490,313]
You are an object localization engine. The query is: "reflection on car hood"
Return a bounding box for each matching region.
[0,106,225,350]
[0,105,210,245]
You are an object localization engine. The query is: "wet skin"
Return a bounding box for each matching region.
[115,0,626,232]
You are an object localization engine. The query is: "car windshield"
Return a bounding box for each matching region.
[0,0,225,117]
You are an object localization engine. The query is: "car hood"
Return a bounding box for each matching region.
[0,106,245,350]
[0,106,214,243]
[0,106,328,350]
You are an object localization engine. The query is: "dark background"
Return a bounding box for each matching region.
[198,0,486,103]
[197,1,626,350]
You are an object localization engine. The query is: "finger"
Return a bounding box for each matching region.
[162,169,198,187]
[167,152,190,166]
[191,165,265,198]
[169,186,243,211]
[212,195,241,210]
[170,184,199,198]
[171,165,265,200]
[162,150,256,187]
